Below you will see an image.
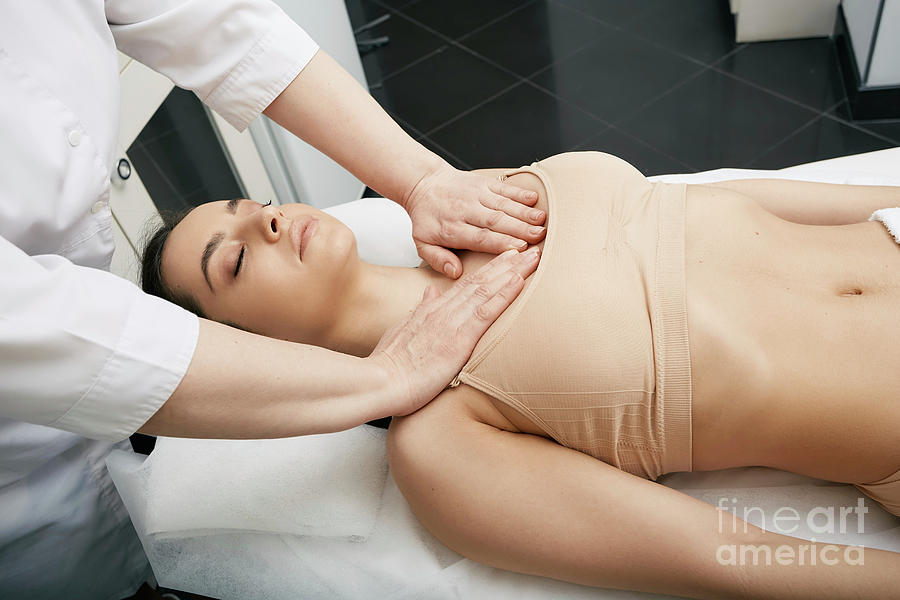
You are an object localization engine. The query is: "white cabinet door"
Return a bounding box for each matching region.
[108,54,172,285]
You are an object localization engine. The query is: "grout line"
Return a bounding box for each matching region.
[455,0,540,42]
[585,125,698,172]
[370,44,449,87]
[817,110,900,147]
[547,0,722,70]
[709,65,832,120]
[740,113,824,168]
[520,37,603,81]
[423,79,524,137]
[418,135,472,170]
[603,65,713,128]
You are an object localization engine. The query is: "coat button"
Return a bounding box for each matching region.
[67,129,82,147]
[90,200,107,214]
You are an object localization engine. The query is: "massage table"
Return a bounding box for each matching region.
[107,147,900,599]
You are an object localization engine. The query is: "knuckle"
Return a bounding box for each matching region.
[486,209,504,228]
[472,284,491,301]
[458,272,484,290]
[474,303,494,321]
[439,220,456,241]
[475,227,490,245]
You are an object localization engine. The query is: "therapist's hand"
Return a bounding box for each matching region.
[371,245,541,416]
[403,163,547,278]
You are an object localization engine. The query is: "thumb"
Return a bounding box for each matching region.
[417,242,463,279]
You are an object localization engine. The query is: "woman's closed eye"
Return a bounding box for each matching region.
[232,246,245,279]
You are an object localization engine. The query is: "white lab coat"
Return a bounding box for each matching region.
[0,2,317,598]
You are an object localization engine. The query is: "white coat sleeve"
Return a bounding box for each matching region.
[0,236,199,442]
[106,0,320,132]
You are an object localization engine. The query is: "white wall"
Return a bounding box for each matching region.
[251,0,368,208]
[867,0,900,85]
[842,0,881,74]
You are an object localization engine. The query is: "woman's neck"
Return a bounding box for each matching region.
[321,260,458,357]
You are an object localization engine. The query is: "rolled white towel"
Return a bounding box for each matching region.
[869,207,900,245]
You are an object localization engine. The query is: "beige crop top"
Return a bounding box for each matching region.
[452,152,693,480]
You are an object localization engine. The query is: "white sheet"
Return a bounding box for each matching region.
[108,148,900,599]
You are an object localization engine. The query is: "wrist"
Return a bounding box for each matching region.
[362,352,412,419]
[399,151,452,211]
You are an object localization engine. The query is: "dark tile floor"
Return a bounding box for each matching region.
[348,0,899,176]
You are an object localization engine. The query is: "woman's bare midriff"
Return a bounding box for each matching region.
[456,173,900,484]
[684,185,900,482]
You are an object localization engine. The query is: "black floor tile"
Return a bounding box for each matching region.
[371,45,517,134]
[831,101,900,145]
[553,0,668,27]
[618,69,818,170]
[428,82,605,167]
[715,38,845,112]
[459,1,609,78]
[626,0,738,64]
[576,127,693,176]
[530,29,702,123]
[400,0,532,40]
[748,115,896,169]
[350,4,446,83]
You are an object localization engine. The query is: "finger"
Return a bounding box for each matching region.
[482,192,546,225]
[417,241,463,279]
[470,204,546,244]
[490,180,539,207]
[447,246,539,310]
[454,223,530,255]
[462,269,528,331]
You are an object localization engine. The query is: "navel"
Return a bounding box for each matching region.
[838,286,864,297]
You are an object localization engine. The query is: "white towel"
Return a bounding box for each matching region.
[869,207,900,245]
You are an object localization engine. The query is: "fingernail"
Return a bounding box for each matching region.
[527,248,540,260]
[508,272,521,284]
[530,225,545,235]
[530,210,544,221]
[513,240,527,250]
[444,263,456,277]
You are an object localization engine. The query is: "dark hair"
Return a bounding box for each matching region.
[141,209,207,311]
[140,208,247,332]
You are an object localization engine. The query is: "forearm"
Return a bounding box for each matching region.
[140,319,396,439]
[263,50,445,206]
[699,179,900,226]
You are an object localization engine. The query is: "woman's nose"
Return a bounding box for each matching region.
[257,205,285,243]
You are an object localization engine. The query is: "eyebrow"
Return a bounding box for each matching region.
[200,199,242,292]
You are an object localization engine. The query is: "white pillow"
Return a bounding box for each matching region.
[323,197,421,268]
[138,427,389,539]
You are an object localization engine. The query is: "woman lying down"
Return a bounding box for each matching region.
[142,152,900,599]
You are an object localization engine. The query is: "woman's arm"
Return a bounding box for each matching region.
[140,248,538,438]
[388,387,899,600]
[698,179,900,226]
[262,51,545,278]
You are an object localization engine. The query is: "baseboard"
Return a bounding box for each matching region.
[833,5,900,120]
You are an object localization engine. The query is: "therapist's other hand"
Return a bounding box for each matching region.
[403,163,547,278]
[371,245,541,416]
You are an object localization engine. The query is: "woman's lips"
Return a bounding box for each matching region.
[289,217,319,260]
